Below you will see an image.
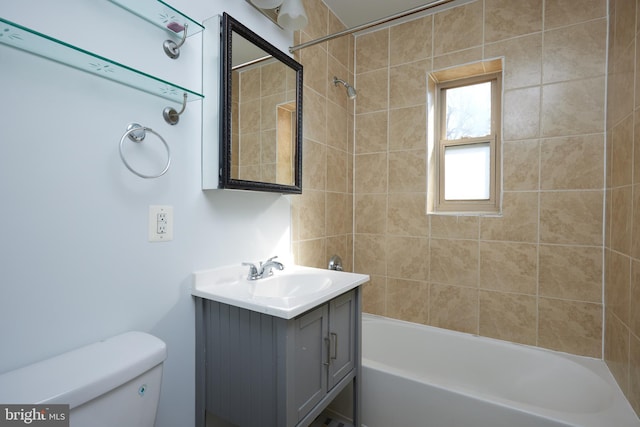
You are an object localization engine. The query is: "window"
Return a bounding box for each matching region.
[433,69,502,214]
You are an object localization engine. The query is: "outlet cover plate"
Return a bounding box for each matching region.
[148,205,173,242]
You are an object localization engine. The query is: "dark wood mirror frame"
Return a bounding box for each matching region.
[220,13,303,194]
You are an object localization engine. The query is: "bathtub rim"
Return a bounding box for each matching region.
[361,313,605,369]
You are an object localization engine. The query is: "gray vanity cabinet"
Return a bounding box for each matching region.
[195,288,361,427]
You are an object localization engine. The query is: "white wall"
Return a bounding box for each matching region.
[0,1,294,426]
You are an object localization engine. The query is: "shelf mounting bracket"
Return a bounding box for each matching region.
[163,93,188,125]
[163,23,188,59]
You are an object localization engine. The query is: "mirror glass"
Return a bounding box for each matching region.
[221,13,303,194]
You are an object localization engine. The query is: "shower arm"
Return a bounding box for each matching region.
[334,77,348,87]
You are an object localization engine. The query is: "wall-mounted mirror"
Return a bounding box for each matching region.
[220,13,303,194]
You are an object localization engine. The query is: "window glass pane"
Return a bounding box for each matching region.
[444,142,490,200]
[445,81,491,139]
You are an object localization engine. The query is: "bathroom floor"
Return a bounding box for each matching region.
[310,412,354,427]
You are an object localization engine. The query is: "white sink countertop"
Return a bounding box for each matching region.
[192,264,370,319]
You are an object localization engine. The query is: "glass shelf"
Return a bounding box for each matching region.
[0,17,203,104]
[108,0,204,37]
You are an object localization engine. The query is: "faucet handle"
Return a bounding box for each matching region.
[262,255,278,265]
[242,262,259,280]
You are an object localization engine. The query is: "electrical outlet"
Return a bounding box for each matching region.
[149,205,173,242]
[157,212,168,234]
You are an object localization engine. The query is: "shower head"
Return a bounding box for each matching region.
[333,76,357,100]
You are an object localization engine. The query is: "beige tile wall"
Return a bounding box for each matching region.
[291,0,355,270]
[353,0,608,359]
[605,0,640,416]
[291,0,640,417]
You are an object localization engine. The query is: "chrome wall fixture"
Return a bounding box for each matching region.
[333,77,357,100]
[328,255,344,271]
[119,123,171,179]
[163,93,188,125]
[163,23,188,59]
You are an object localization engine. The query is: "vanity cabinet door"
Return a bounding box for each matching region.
[328,290,356,390]
[293,304,328,422]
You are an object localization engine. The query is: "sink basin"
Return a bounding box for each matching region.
[192,264,369,319]
[251,273,332,298]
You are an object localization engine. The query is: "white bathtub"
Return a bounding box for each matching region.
[360,314,640,427]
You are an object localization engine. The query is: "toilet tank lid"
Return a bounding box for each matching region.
[0,331,167,408]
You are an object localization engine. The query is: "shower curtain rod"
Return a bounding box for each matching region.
[289,0,458,53]
[232,54,273,70]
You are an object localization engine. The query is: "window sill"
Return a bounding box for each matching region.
[427,210,503,218]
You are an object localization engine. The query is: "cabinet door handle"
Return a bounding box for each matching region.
[330,332,338,360]
[323,337,331,366]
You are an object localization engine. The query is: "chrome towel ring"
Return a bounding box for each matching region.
[119,123,171,179]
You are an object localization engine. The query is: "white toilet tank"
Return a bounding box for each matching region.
[0,331,167,427]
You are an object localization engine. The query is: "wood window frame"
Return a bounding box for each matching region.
[435,72,502,214]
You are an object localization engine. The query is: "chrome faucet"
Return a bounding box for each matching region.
[260,256,285,277]
[242,256,284,280]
